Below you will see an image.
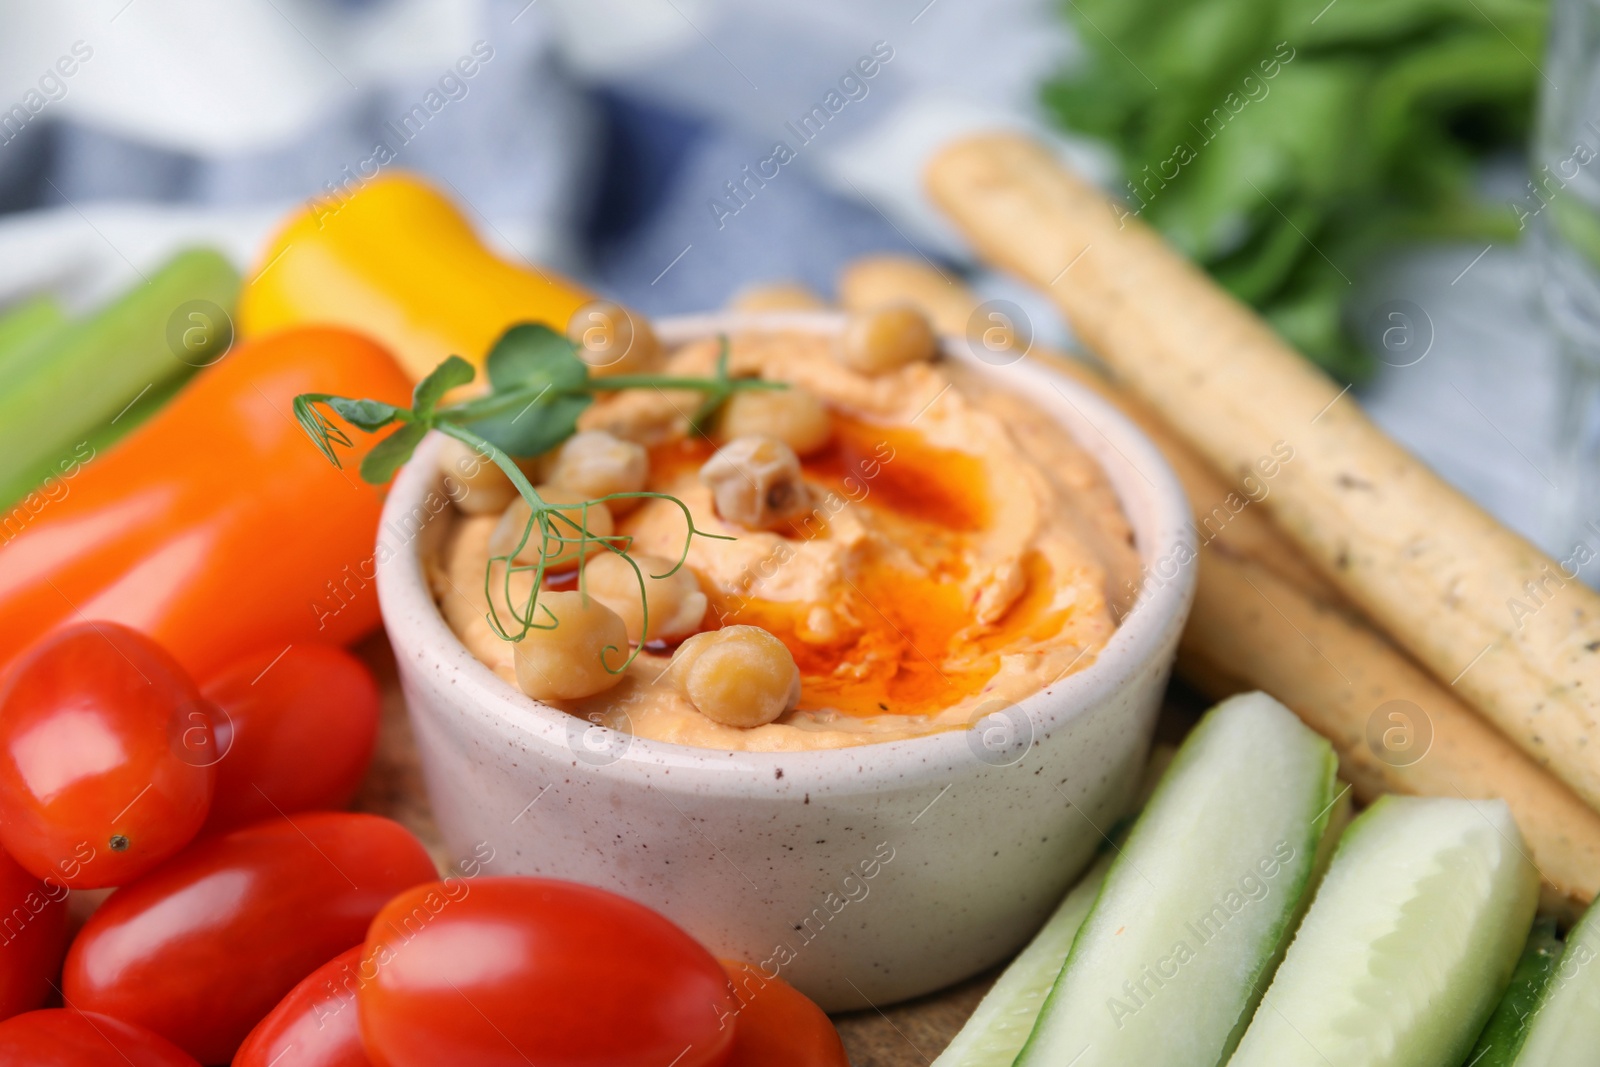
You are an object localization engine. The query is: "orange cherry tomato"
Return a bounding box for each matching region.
[0,327,412,680]
[235,945,371,1067]
[0,1009,200,1066]
[720,960,849,1067]
[0,623,214,888]
[0,846,69,1020]
[62,812,436,1064]
[359,878,736,1067]
[200,644,381,834]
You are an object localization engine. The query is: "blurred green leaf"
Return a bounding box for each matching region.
[412,354,475,416]
[327,397,406,432]
[359,422,429,484]
[485,322,589,394]
[457,323,594,458]
[1046,0,1548,381]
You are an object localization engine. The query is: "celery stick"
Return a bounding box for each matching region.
[0,248,238,509]
[0,294,67,367]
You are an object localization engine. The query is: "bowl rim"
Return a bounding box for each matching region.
[376,310,1196,794]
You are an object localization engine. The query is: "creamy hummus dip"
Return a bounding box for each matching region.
[427,328,1140,751]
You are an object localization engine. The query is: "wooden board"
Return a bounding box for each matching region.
[350,630,1204,1064]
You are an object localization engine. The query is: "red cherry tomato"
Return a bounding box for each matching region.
[0,623,215,889]
[0,1009,200,1066]
[0,846,69,1021]
[200,644,381,834]
[62,812,435,1064]
[720,960,849,1067]
[359,878,736,1067]
[235,945,371,1067]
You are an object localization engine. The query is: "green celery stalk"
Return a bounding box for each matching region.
[0,248,239,509]
[0,294,67,367]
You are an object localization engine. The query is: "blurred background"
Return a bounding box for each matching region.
[0,0,1593,571]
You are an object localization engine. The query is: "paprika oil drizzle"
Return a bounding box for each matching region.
[681,415,1066,720]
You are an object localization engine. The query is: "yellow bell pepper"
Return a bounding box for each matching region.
[239,173,593,380]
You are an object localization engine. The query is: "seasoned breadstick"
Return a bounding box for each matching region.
[927,132,1600,812]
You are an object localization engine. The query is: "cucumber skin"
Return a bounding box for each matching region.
[1466,918,1563,1067]
[1213,784,1353,1066]
[0,248,238,511]
[932,854,1112,1067]
[1016,693,1337,1067]
[1506,895,1600,1065]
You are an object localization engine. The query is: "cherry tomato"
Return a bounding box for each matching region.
[63,812,435,1064]
[0,846,69,1021]
[0,623,214,889]
[235,945,371,1067]
[720,960,849,1067]
[0,1009,200,1066]
[359,878,736,1067]
[201,644,381,834]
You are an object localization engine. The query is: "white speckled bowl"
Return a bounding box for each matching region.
[376,312,1195,1011]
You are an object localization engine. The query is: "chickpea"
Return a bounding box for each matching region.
[838,255,971,335]
[567,300,660,377]
[668,626,801,728]
[547,431,649,515]
[436,436,516,515]
[699,436,811,531]
[513,591,629,701]
[489,487,615,571]
[714,387,832,457]
[837,305,937,375]
[584,551,708,643]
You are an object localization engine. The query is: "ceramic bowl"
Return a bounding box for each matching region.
[376,311,1195,1011]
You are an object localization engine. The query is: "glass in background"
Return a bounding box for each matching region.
[1533,0,1600,565]
[1529,0,1600,566]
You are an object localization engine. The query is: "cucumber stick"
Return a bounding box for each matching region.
[1016,692,1337,1067]
[1227,796,1539,1067]
[1465,918,1563,1066]
[1215,781,1354,1059]
[0,248,238,509]
[932,854,1112,1066]
[1499,897,1600,1064]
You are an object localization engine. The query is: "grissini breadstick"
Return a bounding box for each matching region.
[925,133,1600,811]
[839,253,1600,909]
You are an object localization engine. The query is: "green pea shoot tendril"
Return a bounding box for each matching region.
[292,323,773,671]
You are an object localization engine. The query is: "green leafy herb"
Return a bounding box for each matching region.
[1045,0,1547,381]
[293,322,778,661]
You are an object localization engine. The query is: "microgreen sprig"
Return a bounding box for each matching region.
[293,322,780,669]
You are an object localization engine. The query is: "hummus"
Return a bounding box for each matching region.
[428,329,1140,751]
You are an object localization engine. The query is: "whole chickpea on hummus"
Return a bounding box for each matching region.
[425,308,1140,751]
